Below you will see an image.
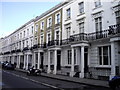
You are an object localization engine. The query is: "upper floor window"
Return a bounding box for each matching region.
[66,8,71,20]
[115,10,120,24]
[35,37,37,44]
[95,17,102,32]
[79,2,84,14]
[24,31,25,37]
[20,33,22,38]
[41,36,44,44]
[26,41,28,47]
[48,34,51,42]
[56,13,60,24]
[15,36,16,41]
[31,39,32,47]
[32,26,34,34]
[48,18,52,27]
[98,46,111,65]
[23,41,24,48]
[94,0,101,8]
[65,24,71,39]
[79,22,84,33]
[41,22,44,30]
[35,25,38,32]
[18,34,19,39]
[66,27,71,39]
[19,41,21,49]
[27,29,29,36]
[78,18,85,33]
[56,31,59,40]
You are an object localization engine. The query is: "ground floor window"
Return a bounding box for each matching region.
[68,50,71,65]
[98,46,111,65]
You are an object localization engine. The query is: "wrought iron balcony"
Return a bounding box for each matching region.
[32,44,39,49]
[16,49,21,52]
[88,29,109,41]
[4,51,10,55]
[47,40,60,47]
[60,38,71,45]
[61,33,88,45]
[70,33,88,42]
[61,24,120,45]
[23,47,29,51]
[11,50,16,53]
[108,24,120,35]
[32,44,45,49]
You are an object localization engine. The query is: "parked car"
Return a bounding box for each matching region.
[109,76,120,90]
[4,63,15,70]
[2,61,8,69]
[26,66,42,76]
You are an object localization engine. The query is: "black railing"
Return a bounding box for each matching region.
[47,40,60,46]
[32,44,39,49]
[70,33,88,42]
[61,38,71,45]
[16,49,21,52]
[88,29,109,41]
[108,24,120,35]
[4,51,10,55]
[11,50,16,53]
[63,24,120,44]
[23,47,29,51]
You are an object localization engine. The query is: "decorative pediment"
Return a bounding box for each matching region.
[77,18,85,24]
[64,23,71,29]
[112,4,120,12]
[92,11,103,18]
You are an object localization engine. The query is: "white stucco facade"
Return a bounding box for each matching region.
[0,0,120,80]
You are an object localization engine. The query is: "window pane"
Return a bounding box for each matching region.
[103,56,108,65]
[79,22,84,33]
[67,8,71,19]
[99,47,101,55]
[79,2,84,14]
[103,46,108,55]
[99,56,102,65]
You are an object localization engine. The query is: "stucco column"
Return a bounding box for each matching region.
[110,42,116,80]
[70,47,74,77]
[26,54,29,70]
[80,46,84,78]
[18,55,21,68]
[37,52,40,69]
[53,50,57,74]
[12,56,14,64]
[23,55,26,69]
[16,56,19,68]
[33,52,36,67]
[47,51,51,73]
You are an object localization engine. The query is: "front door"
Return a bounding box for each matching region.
[57,50,61,70]
[40,52,44,69]
[84,47,88,78]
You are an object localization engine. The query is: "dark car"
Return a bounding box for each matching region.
[2,61,8,69]
[109,76,120,90]
[4,63,15,70]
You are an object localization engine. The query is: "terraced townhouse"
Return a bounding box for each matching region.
[0,0,120,80]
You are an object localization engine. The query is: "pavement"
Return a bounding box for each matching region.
[15,68,109,88]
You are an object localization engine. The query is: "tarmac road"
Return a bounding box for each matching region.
[2,69,112,90]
